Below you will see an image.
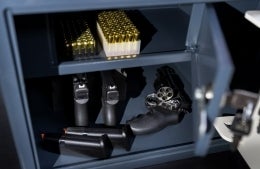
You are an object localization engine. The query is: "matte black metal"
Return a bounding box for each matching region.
[101,71,120,126]
[73,74,89,126]
[155,66,192,113]
[65,125,135,151]
[127,107,185,135]
[41,133,113,158]
[154,66,184,96]
[74,101,88,126]
[127,66,192,135]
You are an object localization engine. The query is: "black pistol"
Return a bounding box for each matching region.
[73,74,89,126]
[65,124,135,151]
[100,71,120,126]
[41,133,113,159]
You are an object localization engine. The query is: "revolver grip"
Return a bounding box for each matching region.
[127,108,184,135]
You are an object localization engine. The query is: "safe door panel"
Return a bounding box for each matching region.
[193,4,234,156]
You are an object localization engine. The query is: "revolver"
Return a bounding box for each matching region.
[73,74,89,126]
[101,71,120,126]
[127,66,192,135]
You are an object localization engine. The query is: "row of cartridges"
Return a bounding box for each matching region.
[61,10,141,60]
[98,10,140,43]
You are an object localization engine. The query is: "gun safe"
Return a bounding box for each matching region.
[0,0,258,168]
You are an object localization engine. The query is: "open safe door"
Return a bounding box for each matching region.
[191,4,234,156]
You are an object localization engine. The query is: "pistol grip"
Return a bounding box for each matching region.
[74,101,88,126]
[102,102,116,126]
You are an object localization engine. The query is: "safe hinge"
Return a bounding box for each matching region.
[185,44,198,53]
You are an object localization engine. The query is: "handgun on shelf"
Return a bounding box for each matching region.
[41,133,113,158]
[101,71,120,126]
[73,74,89,126]
[151,66,192,113]
[127,66,192,135]
[65,124,135,151]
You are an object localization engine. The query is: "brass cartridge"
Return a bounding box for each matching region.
[61,18,96,58]
[97,10,140,44]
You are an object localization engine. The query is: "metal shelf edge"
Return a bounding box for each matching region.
[58,51,191,75]
[55,139,228,169]
[8,0,244,15]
